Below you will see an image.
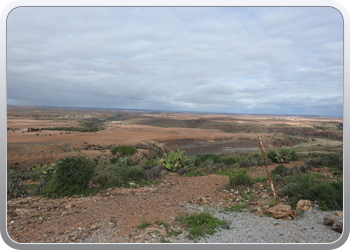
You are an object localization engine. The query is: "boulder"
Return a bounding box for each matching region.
[267,204,292,218]
[324,216,336,226]
[296,199,313,211]
[332,221,343,233]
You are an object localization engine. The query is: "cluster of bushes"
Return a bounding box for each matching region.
[79,117,106,132]
[7,155,163,199]
[280,174,343,211]
[42,127,90,132]
[7,148,343,213]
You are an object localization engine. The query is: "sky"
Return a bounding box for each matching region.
[6,7,344,116]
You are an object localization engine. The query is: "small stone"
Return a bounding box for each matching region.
[335,211,343,217]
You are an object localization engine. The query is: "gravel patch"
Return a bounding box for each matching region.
[168,206,343,244]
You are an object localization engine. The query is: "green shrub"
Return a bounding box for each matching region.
[121,167,148,183]
[110,158,118,164]
[111,146,138,156]
[115,156,136,166]
[146,166,165,180]
[41,156,96,198]
[195,154,222,164]
[238,159,251,168]
[7,178,27,199]
[92,164,121,188]
[305,158,321,168]
[159,149,190,172]
[271,164,289,177]
[280,174,343,210]
[229,169,254,188]
[267,149,299,163]
[319,153,343,170]
[221,156,237,166]
[144,159,158,166]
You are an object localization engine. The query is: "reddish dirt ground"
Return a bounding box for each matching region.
[6,106,343,244]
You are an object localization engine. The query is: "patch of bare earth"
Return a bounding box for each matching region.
[7,173,229,243]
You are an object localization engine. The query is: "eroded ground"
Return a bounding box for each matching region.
[7,106,343,170]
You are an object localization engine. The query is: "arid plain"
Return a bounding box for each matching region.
[7,105,343,171]
[6,105,343,243]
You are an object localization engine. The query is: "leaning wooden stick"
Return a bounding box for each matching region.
[258,136,278,205]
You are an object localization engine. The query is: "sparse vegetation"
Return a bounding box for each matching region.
[176,208,231,240]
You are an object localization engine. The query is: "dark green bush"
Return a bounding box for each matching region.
[195,154,222,165]
[221,156,237,166]
[305,158,322,168]
[229,169,254,188]
[238,159,250,168]
[271,164,289,177]
[280,174,343,211]
[41,156,96,198]
[121,167,148,183]
[319,153,343,170]
[111,146,138,156]
[267,149,299,163]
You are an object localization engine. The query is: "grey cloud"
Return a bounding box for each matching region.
[7,7,343,116]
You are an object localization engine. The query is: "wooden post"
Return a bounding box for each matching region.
[258,136,278,205]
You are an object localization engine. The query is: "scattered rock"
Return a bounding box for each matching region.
[267,204,292,219]
[334,211,343,217]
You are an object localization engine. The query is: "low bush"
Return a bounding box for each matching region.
[195,154,222,165]
[319,152,343,170]
[266,149,299,163]
[41,156,96,198]
[111,146,138,157]
[228,169,254,188]
[271,165,289,176]
[280,174,343,211]
[7,178,27,199]
[304,158,321,168]
[221,156,237,166]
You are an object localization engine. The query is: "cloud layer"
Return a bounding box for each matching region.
[7,7,343,116]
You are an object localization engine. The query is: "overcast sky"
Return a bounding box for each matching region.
[7,7,343,116]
